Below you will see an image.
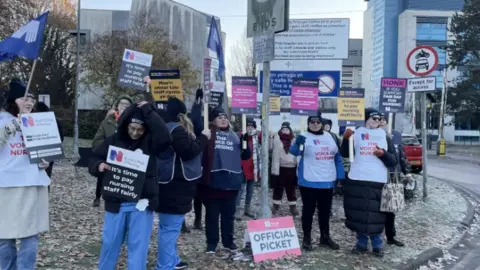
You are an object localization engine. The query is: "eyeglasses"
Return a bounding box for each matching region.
[372,117,381,121]
[309,121,321,125]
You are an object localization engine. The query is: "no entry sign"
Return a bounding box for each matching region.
[406,45,439,77]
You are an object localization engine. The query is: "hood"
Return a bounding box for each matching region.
[114,95,133,108]
[115,105,149,142]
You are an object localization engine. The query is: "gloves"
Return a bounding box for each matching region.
[295,135,306,146]
[343,129,354,140]
[201,129,211,140]
[241,133,249,142]
[373,146,385,157]
[195,88,204,101]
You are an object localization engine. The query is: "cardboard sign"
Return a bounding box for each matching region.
[117,49,153,91]
[232,76,258,114]
[248,216,301,262]
[269,94,281,115]
[19,112,64,163]
[290,78,319,116]
[150,69,183,102]
[379,78,407,113]
[337,88,365,126]
[102,146,150,201]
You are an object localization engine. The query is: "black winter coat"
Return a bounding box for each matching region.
[340,132,398,235]
[156,102,208,214]
[89,104,171,213]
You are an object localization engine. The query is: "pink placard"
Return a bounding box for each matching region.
[290,79,319,115]
[231,76,258,114]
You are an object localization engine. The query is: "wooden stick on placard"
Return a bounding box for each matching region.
[242,114,247,149]
[387,113,393,135]
[203,102,209,130]
[20,59,38,114]
[299,116,306,151]
[348,126,355,162]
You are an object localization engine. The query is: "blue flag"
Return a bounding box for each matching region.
[0,11,50,62]
[207,16,225,78]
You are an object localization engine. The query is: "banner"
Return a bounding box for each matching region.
[19,112,64,163]
[337,88,365,126]
[102,146,149,201]
[117,49,153,91]
[379,78,407,113]
[248,216,301,263]
[150,69,183,102]
[231,76,258,114]
[203,58,212,93]
[290,78,319,116]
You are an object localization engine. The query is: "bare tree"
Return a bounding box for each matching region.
[227,29,256,77]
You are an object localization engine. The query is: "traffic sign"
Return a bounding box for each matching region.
[318,75,336,94]
[407,77,437,92]
[253,31,275,64]
[406,45,439,77]
[247,0,290,37]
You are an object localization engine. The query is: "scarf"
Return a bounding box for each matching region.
[279,132,293,154]
[248,130,262,182]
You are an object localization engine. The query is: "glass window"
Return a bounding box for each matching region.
[416,23,447,41]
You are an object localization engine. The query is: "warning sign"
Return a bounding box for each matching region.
[318,74,335,94]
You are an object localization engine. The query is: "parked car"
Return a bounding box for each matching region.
[402,134,422,173]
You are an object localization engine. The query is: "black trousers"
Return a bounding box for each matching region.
[95,176,102,199]
[300,187,333,240]
[203,197,236,248]
[385,212,396,240]
[194,193,202,221]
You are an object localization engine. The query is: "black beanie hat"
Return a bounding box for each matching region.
[209,106,227,122]
[322,118,333,126]
[128,107,145,126]
[166,97,187,121]
[365,107,381,122]
[279,121,293,134]
[6,79,32,102]
[247,117,256,128]
[307,111,322,124]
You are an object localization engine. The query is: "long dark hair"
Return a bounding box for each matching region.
[4,100,20,117]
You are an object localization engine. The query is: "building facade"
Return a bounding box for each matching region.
[342,39,363,88]
[362,0,478,143]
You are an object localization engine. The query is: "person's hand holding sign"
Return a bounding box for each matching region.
[98,162,111,172]
[38,159,50,170]
[373,146,385,157]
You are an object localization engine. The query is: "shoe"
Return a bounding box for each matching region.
[206,245,216,254]
[225,243,239,252]
[175,262,188,269]
[181,222,190,234]
[372,248,384,257]
[387,238,405,247]
[272,204,280,215]
[320,237,340,250]
[352,246,368,254]
[92,198,100,207]
[235,211,243,221]
[289,205,299,216]
[302,239,313,251]
[194,218,202,230]
[244,205,255,218]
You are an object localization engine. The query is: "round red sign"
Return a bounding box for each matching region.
[406,45,439,77]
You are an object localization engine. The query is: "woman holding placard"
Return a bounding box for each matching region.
[289,111,345,251]
[0,79,51,270]
[89,102,170,270]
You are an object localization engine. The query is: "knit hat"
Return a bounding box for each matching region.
[380,112,387,122]
[128,107,145,126]
[114,95,133,107]
[365,107,381,121]
[322,118,333,126]
[247,117,256,128]
[307,111,322,124]
[279,121,293,134]
[6,79,33,102]
[166,97,187,122]
[209,106,227,122]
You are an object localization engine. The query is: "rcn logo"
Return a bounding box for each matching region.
[11,20,40,43]
[361,133,370,140]
[125,51,135,61]
[313,139,321,145]
[21,116,35,127]
[109,150,124,162]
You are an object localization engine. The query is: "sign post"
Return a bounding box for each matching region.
[247,0,289,219]
[406,45,439,200]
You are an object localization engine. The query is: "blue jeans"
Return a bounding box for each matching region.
[155,213,184,270]
[356,233,383,249]
[0,235,39,270]
[98,203,153,270]
[236,180,254,207]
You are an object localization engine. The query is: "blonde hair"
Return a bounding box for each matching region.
[178,113,196,139]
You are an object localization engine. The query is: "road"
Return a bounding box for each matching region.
[426,153,480,269]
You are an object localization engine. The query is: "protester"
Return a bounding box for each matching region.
[0,79,51,270]
[91,95,133,207]
[155,97,210,270]
[289,112,345,251]
[379,113,413,247]
[197,107,251,254]
[340,108,398,257]
[269,122,298,216]
[322,118,341,196]
[236,117,261,219]
[36,102,64,192]
[89,102,170,269]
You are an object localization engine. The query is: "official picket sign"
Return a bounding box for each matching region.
[290,78,319,116]
[248,216,301,262]
[102,146,149,201]
[231,76,258,114]
[337,88,365,126]
[275,19,350,60]
[379,78,407,113]
[150,69,183,102]
[19,112,64,163]
[407,77,437,92]
[117,49,153,91]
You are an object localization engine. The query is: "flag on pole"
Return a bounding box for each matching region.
[0,11,50,62]
[207,16,225,78]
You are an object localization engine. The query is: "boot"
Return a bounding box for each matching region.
[244,205,255,218]
[387,238,405,247]
[372,248,384,257]
[272,204,280,215]
[302,234,313,251]
[320,236,340,250]
[194,218,202,230]
[289,205,299,217]
[92,198,100,207]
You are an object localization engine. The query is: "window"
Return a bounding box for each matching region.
[455,136,480,142]
[416,23,447,41]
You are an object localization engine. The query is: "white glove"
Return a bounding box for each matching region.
[38,159,50,170]
[201,129,211,140]
[5,120,17,137]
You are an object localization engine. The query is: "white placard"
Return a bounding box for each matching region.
[253,31,275,64]
[107,146,149,173]
[20,112,61,148]
[211,81,226,93]
[407,77,437,92]
[275,18,350,60]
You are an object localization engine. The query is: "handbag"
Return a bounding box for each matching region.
[380,168,405,213]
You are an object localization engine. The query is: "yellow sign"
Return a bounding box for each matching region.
[337,88,365,126]
[149,69,183,102]
[269,95,281,115]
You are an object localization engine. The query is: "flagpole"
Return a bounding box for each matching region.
[73,0,81,156]
[23,59,38,100]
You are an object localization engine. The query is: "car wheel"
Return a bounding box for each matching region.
[411,166,422,174]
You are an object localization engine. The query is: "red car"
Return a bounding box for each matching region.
[402,134,423,173]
